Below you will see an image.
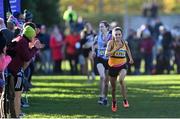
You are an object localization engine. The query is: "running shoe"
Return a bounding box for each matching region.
[103,98,109,106]
[19,112,25,118]
[98,97,104,105]
[111,101,117,112]
[21,102,30,108]
[123,100,129,108]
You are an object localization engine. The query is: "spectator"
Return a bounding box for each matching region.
[63,5,77,24]
[65,30,80,75]
[127,29,142,75]
[7,14,22,37]
[13,12,25,28]
[140,29,154,74]
[0,32,12,118]
[50,25,64,74]
[156,26,173,74]
[76,16,84,33]
[63,5,78,32]
[23,9,33,22]
[152,18,163,62]
[37,24,51,74]
[150,1,159,18]
[7,23,42,118]
[172,26,180,74]
[0,18,14,44]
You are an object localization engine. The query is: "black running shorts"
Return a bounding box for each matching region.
[108,64,128,77]
[96,57,109,70]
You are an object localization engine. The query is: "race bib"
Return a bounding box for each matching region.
[98,49,105,56]
[114,50,126,57]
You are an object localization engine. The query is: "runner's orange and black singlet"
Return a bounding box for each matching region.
[108,41,127,67]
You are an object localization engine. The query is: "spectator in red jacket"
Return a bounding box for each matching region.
[50,25,64,73]
[65,30,80,75]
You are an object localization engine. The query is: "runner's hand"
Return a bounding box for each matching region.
[129,58,134,64]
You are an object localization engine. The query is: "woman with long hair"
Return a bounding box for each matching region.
[92,21,111,105]
[105,27,134,112]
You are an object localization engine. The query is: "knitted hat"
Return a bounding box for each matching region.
[22,25,36,40]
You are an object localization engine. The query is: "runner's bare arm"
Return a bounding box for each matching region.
[125,42,134,64]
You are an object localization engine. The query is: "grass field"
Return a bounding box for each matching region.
[23,75,180,118]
